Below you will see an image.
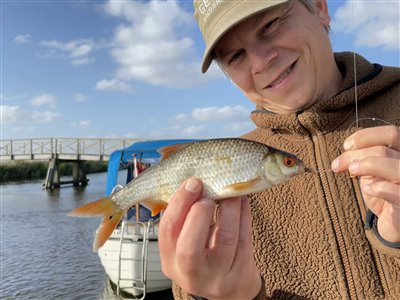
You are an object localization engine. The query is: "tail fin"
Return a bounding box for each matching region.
[68,197,125,252]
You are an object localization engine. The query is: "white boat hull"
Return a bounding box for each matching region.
[98,222,172,297]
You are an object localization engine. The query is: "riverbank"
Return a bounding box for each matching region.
[0,160,108,183]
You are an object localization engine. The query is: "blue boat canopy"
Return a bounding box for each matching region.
[106,139,200,196]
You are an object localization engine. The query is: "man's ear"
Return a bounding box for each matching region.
[315,0,330,27]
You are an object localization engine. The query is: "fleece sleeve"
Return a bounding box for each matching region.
[365,210,400,260]
[172,281,268,300]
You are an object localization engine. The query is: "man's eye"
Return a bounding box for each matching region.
[260,17,279,34]
[228,49,244,65]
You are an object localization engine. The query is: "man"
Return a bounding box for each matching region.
[159,0,400,299]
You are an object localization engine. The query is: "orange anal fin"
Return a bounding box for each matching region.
[225,178,261,193]
[67,196,125,252]
[158,143,192,160]
[93,209,125,252]
[141,199,168,217]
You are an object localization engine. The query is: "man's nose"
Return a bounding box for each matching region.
[249,45,278,75]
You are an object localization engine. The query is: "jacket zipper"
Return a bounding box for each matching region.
[298,116,357,299]
[352,178,389,296]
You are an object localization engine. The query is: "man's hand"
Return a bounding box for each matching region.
[159,177,261,300]
[332,125,400,243]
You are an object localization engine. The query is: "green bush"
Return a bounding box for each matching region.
[0,160,108,183]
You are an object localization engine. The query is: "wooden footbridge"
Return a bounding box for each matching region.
[0,138,139,188]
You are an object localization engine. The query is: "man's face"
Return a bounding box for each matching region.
[214,0,340,114]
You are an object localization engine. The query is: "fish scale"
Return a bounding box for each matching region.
[68,138,307,251]
[117,139,267,205]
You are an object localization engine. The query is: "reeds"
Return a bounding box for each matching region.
[0,161,108,183]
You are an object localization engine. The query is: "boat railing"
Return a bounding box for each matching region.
[117,219,149,300]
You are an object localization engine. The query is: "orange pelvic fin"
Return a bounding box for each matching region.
[68,196,125,252]
[226,178,261,193]
[158,143,192,160]
[141,199,168,217]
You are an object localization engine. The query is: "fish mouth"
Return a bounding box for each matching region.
[265,61,297,89]
[290,163,309,177]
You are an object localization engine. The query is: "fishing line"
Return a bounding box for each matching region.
[348,2,394,131]
[352,0,359,129]
[306,167,333,174]
[348,117,395,129]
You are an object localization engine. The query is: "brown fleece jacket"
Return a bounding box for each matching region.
[172,52,400,299]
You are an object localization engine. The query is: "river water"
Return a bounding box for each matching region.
[1,172,126,299]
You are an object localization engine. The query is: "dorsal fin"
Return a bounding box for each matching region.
[158,143,192,160]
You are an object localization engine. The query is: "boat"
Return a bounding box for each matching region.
[97,139,199,299]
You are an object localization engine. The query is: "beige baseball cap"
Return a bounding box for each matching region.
[194,0,288,73]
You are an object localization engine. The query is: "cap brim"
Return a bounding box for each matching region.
[201,0,288,73]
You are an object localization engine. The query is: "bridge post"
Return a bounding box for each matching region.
[72,161,88,187]
[43,158,60,189]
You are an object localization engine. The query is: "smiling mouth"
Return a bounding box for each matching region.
[267,61,296,88]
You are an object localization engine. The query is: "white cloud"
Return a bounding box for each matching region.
[148,124,207,139]
[1,105,60,124]
[71,120,91,128]
[30,94,57,108]
[14,34,31,44]
[181,125,206,136]
[73,93,87,102]
[171,113,189,123]
[192,105,251,122]
[160,105,254,138]
[10,126,35,134]
[102,0,220,88]
[332,0,399,50]
[225,121,254,132]
[1,105,21,123]
[31,111,60,123]
[39,39,96,65]
[95,79,133,92]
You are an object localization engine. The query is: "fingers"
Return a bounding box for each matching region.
[331,146,400,173]
[175,197,216,274]
[231,196,256,270]
[160,189,261,299]
[208,196,242,269]
[363,181,400,207]
[159,177,203,274]
[348,157,400,182]
[344,125,400,152]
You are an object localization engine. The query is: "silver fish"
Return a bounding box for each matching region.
[69,138,307,251]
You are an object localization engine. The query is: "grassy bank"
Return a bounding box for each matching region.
[0,161,108,183]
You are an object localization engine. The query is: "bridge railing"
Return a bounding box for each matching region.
[0,138,139,162]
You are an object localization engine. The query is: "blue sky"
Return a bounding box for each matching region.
[1,0,399,140]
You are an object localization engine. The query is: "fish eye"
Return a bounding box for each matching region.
[283,157,296,167]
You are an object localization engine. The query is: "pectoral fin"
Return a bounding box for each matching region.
[225,178,261,193]
[141,199,168,216]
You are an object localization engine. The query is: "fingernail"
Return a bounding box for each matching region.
[344,139,354,150]
[331,159,339,171]
[185,177,201,193]
[198,198,214,206]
